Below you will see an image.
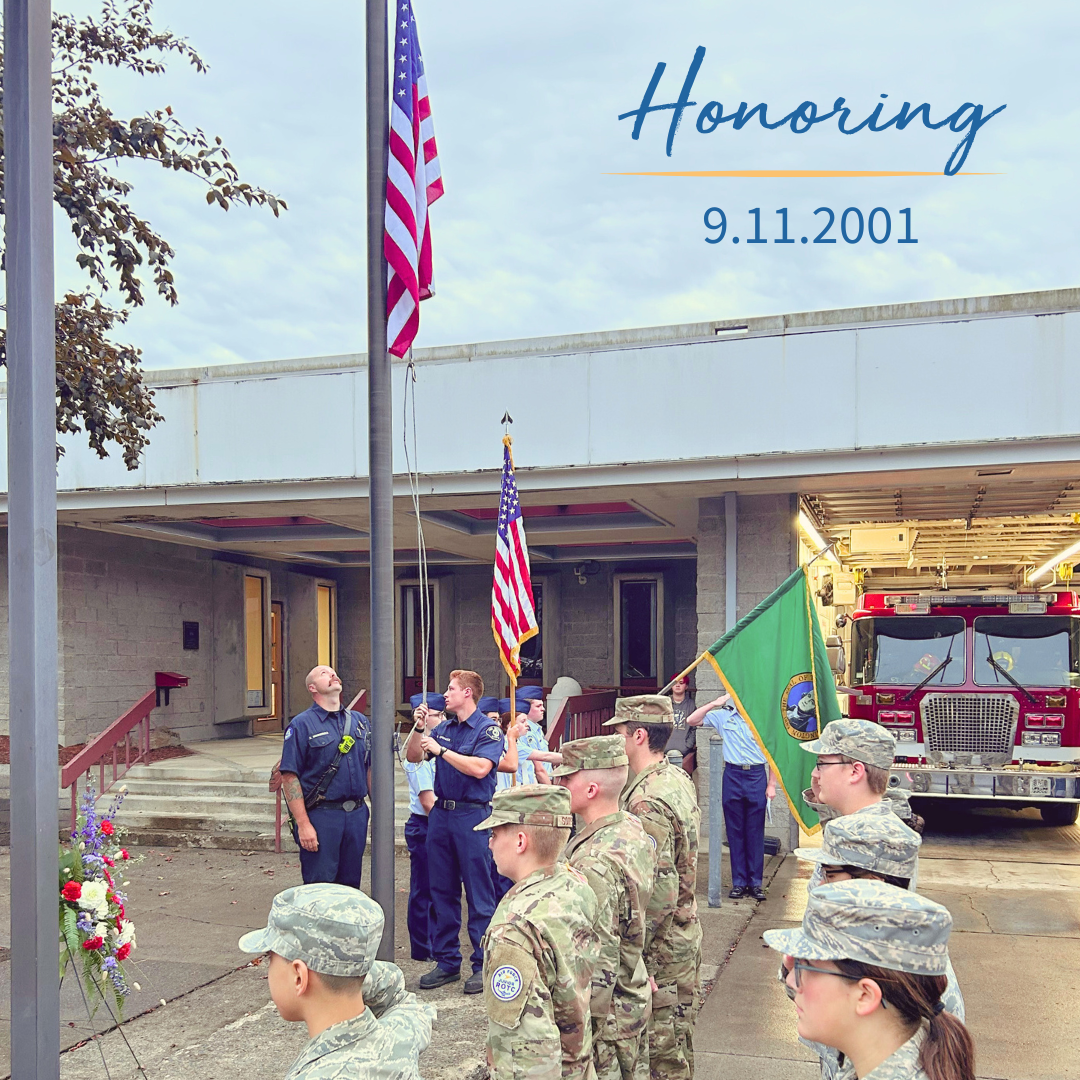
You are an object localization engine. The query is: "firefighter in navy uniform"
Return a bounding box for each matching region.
[406,669,503,995]
[280,666,371,887]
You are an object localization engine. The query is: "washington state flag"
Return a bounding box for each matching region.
[705,565,842,833]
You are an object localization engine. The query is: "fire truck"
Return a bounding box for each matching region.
[844,591,1080,825]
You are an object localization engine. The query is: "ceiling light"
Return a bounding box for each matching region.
[798,511,840,564]
[1029,539,1080,582]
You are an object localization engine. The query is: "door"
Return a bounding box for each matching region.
[253,601,285,733]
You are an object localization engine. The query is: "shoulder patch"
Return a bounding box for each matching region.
[566,864,589,885]
[284,728,293,740]
[648,834,657,851]
[490,964,522,1001]
[487,724,503,742]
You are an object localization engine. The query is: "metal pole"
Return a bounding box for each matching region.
[366,0,394,960]
[5,0,60,1075]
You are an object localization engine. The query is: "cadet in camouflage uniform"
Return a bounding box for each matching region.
[791,814,966,1080]
[556,735,655,1080]
[606,696,701,1080]
[764,880,976,1080]
[238,883,436,1080]
[476,784,601,1079]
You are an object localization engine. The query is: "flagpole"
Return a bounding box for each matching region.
[367,0,395,960]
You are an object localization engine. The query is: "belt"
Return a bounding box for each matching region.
[435,798,488,811]
[725,762,765,771]
[318,798,366,812]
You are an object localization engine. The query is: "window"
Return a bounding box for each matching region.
[519,581,543,683]
[851,617,966,686]
[973,615,1080,688]
[244,575,266,708]
[614,574,664,691]
[317,584,336,668]
[400,583,437,701]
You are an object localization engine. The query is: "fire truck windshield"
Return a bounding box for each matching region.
[851,617,966,686]
[973,615,1080,688]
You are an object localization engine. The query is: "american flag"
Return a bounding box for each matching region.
[491,438,538,681]
[385,0,443,359]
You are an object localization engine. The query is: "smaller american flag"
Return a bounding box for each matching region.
[491,438,538,681]
[385,0,443,359]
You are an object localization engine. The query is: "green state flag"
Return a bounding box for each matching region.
[704,565,842,833]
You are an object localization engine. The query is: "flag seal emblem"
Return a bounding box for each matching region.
[781,674,819,740]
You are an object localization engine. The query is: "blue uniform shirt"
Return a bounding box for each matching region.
[405,758,436,815]
[432,706,503,803]
[281,704,371,802]
[703,705,767,766]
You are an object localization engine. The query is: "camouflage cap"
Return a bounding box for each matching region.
[762,878,950,976]
[801,718,897,769]
[794,813,922,879]
[238,883,382,977]
[552,734,629,777]
[473,783,574,830]
[601,694,674,727]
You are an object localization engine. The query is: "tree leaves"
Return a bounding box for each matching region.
[0,0,286,469]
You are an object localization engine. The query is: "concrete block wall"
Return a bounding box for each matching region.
[694,494,800,853]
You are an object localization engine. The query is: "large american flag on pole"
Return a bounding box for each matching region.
[385,0,443,359]
[491,437,538,682]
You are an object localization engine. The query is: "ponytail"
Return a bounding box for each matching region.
[834,961,975,1080]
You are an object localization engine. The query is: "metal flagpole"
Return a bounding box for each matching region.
[4,0,61,1075]
[366,0,395,960]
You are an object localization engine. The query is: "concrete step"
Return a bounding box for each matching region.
[120,778,275,801]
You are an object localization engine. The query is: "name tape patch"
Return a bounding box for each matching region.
[490,964,523,1001]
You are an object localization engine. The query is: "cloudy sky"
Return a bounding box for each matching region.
[54,0,1080,368]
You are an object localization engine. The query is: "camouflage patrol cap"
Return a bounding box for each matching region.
[473,783,574,830]
[763,878,950,976]
[238,883,382,977]
[552,734,629,777]
[794,812,921,879]
[601,694,674,727]
[801,718,897,769]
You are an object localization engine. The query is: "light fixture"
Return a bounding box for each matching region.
[798,511,840,564]
[1029,538,1080,582]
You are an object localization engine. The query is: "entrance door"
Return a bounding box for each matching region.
[253,601,285,733]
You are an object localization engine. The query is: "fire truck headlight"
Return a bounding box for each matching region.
[893,729,917,743]
[1041,732,1062,747]
[1023,732,1043,746]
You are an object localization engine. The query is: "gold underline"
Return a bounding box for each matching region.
[605,169,1000,177]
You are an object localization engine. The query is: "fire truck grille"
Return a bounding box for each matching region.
[920,692,1019,766]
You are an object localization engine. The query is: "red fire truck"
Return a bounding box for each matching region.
[845,591,1080,825]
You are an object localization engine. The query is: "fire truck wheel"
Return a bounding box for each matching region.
[1039,802,1080,827]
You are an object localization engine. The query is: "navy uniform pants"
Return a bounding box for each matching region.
[722,763,767,889]
[404,812,436,961]
[295,802,369,887]
[427,803,497,973]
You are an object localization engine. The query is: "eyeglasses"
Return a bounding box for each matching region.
[813,759,853,769]
[790,961,887,1006]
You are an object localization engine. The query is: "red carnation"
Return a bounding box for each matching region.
[103,856,115,868]
[100,820,115,836]
[120,849,129,860]
[115,943,132,962]
[82,936,104,951]
[61,881,82,902]
[116,903,125,921]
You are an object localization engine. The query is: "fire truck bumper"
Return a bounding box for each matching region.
[895,764,1080,801]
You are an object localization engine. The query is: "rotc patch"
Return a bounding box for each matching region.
[490,964,523,1000]
[648,834,657,851]
[487,725,503,742]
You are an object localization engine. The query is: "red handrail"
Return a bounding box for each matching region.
[62,689,156,832]
[61,672,187,832]
[546,691,618,749]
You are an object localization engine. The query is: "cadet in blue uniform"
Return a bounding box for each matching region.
[688,692,776,900]
[406,669,502,995]
[404,692,442,961]
[280,665,371,888]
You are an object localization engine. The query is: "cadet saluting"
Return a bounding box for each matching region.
[279,666,371,887]
[477,784,600,1080]
[405,669,503,995]
[607,695,701,1080]
[556,735,655,1080]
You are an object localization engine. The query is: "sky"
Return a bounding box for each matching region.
[47,0,1080,368]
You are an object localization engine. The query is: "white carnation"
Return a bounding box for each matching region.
[78,880,109,917]
[118,922,136,948]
